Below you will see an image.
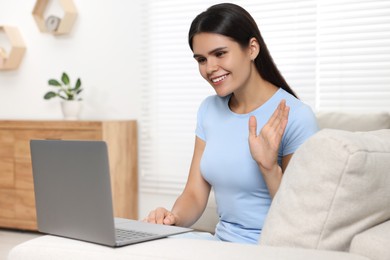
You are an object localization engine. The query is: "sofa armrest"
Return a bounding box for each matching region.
[8,235,370,260]
[350,220,390,260]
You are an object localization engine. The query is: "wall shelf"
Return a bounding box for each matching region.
[0,26,26,71]
[32,0,77,35]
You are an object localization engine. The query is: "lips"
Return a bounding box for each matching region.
[211,74,228,83]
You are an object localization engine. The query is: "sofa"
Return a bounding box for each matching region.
[7,112,390,260]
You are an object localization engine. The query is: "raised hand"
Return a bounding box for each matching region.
[248,99,290,172]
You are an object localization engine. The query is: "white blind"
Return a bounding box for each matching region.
[318,0,390,111]
[140,0,390,195]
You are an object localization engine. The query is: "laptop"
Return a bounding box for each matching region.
[30,139,192,247]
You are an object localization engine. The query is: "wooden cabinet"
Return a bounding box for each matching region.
[0,120,138,231]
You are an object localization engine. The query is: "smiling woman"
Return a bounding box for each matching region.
[139,0,390,239]
[192,33,255,98]
[144,3,318,244]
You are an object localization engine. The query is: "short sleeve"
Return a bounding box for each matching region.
[195,97,211,141]
[282,104,319,156]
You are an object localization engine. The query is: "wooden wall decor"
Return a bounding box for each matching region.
[0,26,26,71]
[32,0,78,35]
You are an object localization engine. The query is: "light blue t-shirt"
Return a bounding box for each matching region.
[195,88,319,244]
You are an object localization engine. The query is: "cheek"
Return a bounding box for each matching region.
[234,58,252,75]
[198,66,208,80]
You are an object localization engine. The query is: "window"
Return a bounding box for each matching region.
[140,0,390,194]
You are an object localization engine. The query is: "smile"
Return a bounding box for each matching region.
[211,74,228,83]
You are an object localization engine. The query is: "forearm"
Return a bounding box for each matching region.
[170,136,209,227]
[171,191,208,227]
[259,164,283,198]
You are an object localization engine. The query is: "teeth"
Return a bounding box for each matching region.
[212,75,227,83]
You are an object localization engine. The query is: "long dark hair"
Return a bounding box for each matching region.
[188,3,298,98]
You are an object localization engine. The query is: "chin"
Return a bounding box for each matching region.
[213,88,232,98]
[217,94,231,98]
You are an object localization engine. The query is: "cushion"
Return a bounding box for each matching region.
[260,129,390,251]
[7,235,369,260]
[350,220,390,260]
[316,112,390,131]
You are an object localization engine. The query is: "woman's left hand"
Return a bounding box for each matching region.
[248,99,290,173]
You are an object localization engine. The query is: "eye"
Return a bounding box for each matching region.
[215,51,226,58]
[196,57,206,64]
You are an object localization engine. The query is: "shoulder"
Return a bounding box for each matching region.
[278,89,319,154]
[198,94,229,113]
[278,89,307,110]
[200,94,228,106]
[278,89,317,123]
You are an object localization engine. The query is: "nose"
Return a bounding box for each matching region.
[206,58,218,75]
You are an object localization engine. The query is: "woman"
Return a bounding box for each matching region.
[145,3,318,244]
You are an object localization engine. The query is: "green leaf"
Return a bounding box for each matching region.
[45,73,83,101]
[44,91,57,99]
[58,93,67,100]
[48,79,61,87]
[74,78,81,89]
[67,93,75,100]
[61,72,70,85]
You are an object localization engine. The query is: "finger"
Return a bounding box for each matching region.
[268,100,285,128]
[278,105,290,135]
[275,100,286,122]
[282,103,289,121]
[146,210,157,224]
[271,100,287,129]
[278,102,289,126]
[154,208,167,225]
[163,213,176,225]
[248,116,258,137]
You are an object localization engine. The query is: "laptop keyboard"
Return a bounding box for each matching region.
[115,228,157,242]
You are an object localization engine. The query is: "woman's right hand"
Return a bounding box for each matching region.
[143,207,177,225]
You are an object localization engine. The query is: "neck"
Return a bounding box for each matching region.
[229,73,278,114]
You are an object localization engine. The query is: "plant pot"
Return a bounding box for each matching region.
[61,100,82,120]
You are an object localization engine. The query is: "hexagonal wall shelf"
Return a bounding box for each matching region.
[0,26,26,70]
[32,0,77,35]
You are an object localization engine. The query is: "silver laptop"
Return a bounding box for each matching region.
[30,139,192,247]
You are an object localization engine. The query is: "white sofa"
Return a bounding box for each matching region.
[8,112,390,260]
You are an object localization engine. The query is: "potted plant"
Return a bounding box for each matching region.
[44,72,83,120]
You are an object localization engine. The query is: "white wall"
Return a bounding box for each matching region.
[0,0,142,120]
[0,0,173,219]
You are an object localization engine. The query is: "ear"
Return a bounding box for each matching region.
[248,37,260,60]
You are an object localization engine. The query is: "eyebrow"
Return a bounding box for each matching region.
[193,47,228,59]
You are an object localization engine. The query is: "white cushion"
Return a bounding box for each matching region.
[350,220,390,260]
[316,112,390,131]
[260,129,390,251]
[7,235,369,260]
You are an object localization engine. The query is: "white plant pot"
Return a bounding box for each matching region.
[61,100,82,120]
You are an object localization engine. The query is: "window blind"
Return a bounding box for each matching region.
[318,0,390,111]
[140,0,390,195]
